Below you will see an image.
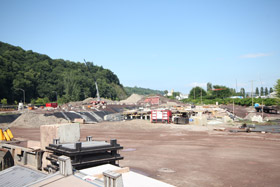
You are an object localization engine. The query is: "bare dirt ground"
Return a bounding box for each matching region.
[10,120,280,187]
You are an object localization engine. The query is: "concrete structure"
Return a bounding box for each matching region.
[80,164,174,187]
[0,149,14,171]
[40,123,80,151]
[58,156,72,176]
[103,170,124,187]
[0,143,43,170]
[40,123,80,171]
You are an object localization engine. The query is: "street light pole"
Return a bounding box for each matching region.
[16,88,25,105]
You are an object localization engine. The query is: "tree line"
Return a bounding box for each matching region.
[188,82,274,99]
[182,81,280,106]
[124,86,164,96]
[255,87,273,97]
[0,41,127,104]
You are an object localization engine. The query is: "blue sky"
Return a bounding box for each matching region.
[0,0,279,94]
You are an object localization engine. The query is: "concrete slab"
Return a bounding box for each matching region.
[80,164,174,187]
[40,123,80,151]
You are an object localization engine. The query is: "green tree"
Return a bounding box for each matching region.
[189,87,207,99]
[265,87,268,96]
[124,86,164,96]
[1,98,7,105]
[212,85,231,98]
[274,79,280,98]
[240,88,245,98]
[207,82,212,92]
[172,92,180,97]
[260,87,264,96]
[164,90,168,95]
[255,87,259,96]
[0,41,127,103]
[269,87,274,94]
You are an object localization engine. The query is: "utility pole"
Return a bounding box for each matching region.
[250,80,256,107]
[259,78,264,119]
[236,79,238,93]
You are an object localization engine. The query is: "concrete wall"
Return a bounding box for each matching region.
[40,123,80,151]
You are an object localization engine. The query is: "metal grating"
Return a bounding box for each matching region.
[0,165,46,187]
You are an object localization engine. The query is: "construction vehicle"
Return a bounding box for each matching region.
[84,59,107,106]
[89,79,106,105]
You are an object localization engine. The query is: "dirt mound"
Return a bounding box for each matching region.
[10,112,68,128]
[83,97,114,104]
[83,97,95,103]
[120,94,144,104]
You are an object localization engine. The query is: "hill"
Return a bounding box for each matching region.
[124,86,164,96]
[0,41,127,104]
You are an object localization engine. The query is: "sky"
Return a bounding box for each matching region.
[0,0,279,94]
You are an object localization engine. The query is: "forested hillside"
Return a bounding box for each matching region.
[124,86,164,96]
[0,41,127,104]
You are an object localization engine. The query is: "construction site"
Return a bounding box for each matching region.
[1,92,280,187]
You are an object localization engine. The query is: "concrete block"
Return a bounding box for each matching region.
[58,156,73,176]
[27,140,41,148]
[40,123,80,150]
[74,118,85,124]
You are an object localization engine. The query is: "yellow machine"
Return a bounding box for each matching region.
[0,128,14,141]
[0,128,4,141]
[3,130,10,141]
[6,128,13,139]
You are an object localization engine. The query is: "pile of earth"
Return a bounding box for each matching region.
[10,112,68,128]
[120,94,144,104]
[82,97,115,104]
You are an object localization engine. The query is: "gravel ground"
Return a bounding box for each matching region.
[9,119,280,187]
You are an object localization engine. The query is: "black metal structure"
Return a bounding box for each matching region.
[255,106,278,114]
[44,138,123,172]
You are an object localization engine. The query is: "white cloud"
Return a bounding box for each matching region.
[240,53,272,58]
[189,82,207,87]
